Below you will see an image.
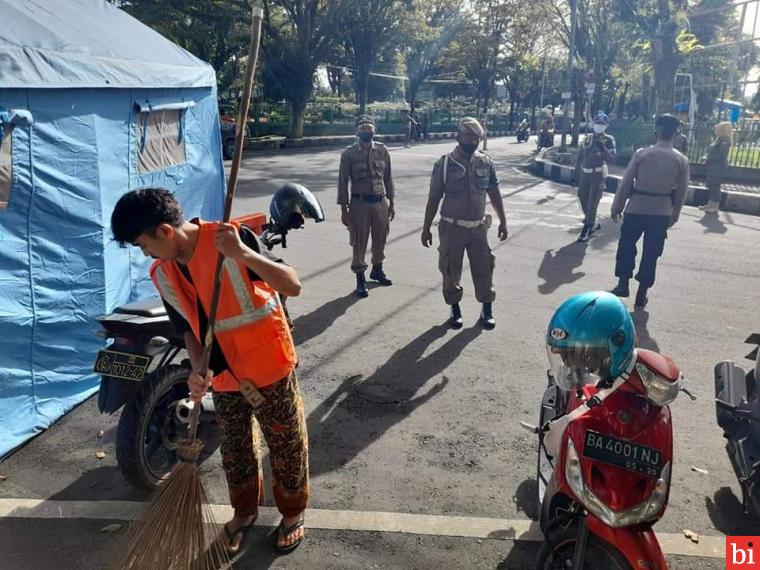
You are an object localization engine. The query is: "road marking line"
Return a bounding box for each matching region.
[0,498,724,559]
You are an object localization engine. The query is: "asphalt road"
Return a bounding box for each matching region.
[1,135,758,569]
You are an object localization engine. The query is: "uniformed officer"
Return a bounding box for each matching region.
[338,115,395,298]
[573,113,616,242]
[673,121,688,155]
[610,114,689,308]
[421,117,508,330]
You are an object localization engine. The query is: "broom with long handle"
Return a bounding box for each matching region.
[119,6,264,569]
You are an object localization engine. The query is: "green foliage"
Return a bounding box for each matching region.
[118,0,251,93]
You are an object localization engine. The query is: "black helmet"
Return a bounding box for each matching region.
[269,183,325,230]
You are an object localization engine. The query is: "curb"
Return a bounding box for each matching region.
[243,131,517,152]
[532,153,760,217]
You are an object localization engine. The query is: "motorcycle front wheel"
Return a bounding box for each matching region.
[116,364,193,490]
[536,526,632,570]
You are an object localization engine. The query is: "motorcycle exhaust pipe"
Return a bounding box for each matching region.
[175,398,216,424]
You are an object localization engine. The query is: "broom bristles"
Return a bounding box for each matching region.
[119,441,231,570]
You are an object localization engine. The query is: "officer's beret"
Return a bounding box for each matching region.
[655,114,680,129]
[457,117,485,137]
[355,115,375,127]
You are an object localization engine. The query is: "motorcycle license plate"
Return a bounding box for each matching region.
[93,349,150,381]
[582,430,663,478]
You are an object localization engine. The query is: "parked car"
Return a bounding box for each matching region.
[220,116,236,160]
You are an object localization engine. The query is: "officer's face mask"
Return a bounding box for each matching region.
[357,128,374,143]
[592,124,607,135]
[460,142,479,154]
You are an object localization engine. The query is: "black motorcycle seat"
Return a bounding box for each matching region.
[114,297,167,318]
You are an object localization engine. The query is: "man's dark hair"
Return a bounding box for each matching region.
[656,124,678,141]
[111,188,184,246]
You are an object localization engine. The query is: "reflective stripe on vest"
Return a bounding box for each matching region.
[154,265,190,324]
[155,256,280,334]
[215,257,280,332]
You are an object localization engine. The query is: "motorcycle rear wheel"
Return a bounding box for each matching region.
[536,527,632,570]
[116,364,192,490]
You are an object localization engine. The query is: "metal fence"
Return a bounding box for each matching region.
[609,121,760,169]
[246,102,520,137]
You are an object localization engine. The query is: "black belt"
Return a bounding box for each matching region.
[352,193,384,203]
[632,187,673,199]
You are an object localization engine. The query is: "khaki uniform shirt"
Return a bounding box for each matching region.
[612,142,689,220]
[575,133,616,171]
[337,141,394,205]
[429,148,499,221]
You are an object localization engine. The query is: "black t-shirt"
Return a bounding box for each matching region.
[162,223,281,375]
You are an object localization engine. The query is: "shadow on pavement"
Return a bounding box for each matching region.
[705,486,760,536]
[307,324,481,477]
[512,478,539,521]
[537,241,588,295]
[496,540,540,569]
[631,309,660,353]
[292,293,361,346]
[696,213,728,234]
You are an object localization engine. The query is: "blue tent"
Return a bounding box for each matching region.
[0,0,225,457]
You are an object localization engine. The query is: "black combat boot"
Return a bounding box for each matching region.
[369,263,393,286]
[448,303,463,329]
[355,272,369,298]
[577,223,591,243]
[634,286,649,309]
[480,302,495,330]
[610,278,630,298]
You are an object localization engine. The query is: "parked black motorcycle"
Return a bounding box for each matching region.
[714,332,760,517]
[94,183,324,490]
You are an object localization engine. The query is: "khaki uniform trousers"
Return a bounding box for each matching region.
[437,220,496,305]
[577,171,605,225]
[349,197,389,273]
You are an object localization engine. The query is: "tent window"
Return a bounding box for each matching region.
[0,128,11,209]
[136,110,186,173]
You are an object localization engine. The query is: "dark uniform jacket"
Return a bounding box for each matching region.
[429,148,499,221]
[337,141,394,204]
[612,142,689,221]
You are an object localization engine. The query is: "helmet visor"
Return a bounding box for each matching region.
[546,344,612,390]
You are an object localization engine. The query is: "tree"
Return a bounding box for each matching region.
[261,0,352,138]
[400,0,464,113]
[118,0,251,93]
[615,0,688,117]
[442,0,521,114]
[343,0,404,113]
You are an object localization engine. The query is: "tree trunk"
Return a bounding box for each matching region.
[509,97,515,130]
[652,1,679,116]
[616,82,629,117]
[572,92,583,146]
[289,102,306,139]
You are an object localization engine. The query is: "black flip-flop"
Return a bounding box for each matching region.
[274,517,305,554]
[222,518,256,564]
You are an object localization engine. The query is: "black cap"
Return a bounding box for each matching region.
[655,114,680,129]
[355,114,375,127]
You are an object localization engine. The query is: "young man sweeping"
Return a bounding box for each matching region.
[111,188,309,559]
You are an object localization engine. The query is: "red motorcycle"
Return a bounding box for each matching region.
[524,292,686,569]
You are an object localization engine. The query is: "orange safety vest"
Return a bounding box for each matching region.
[149,220,297,392]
